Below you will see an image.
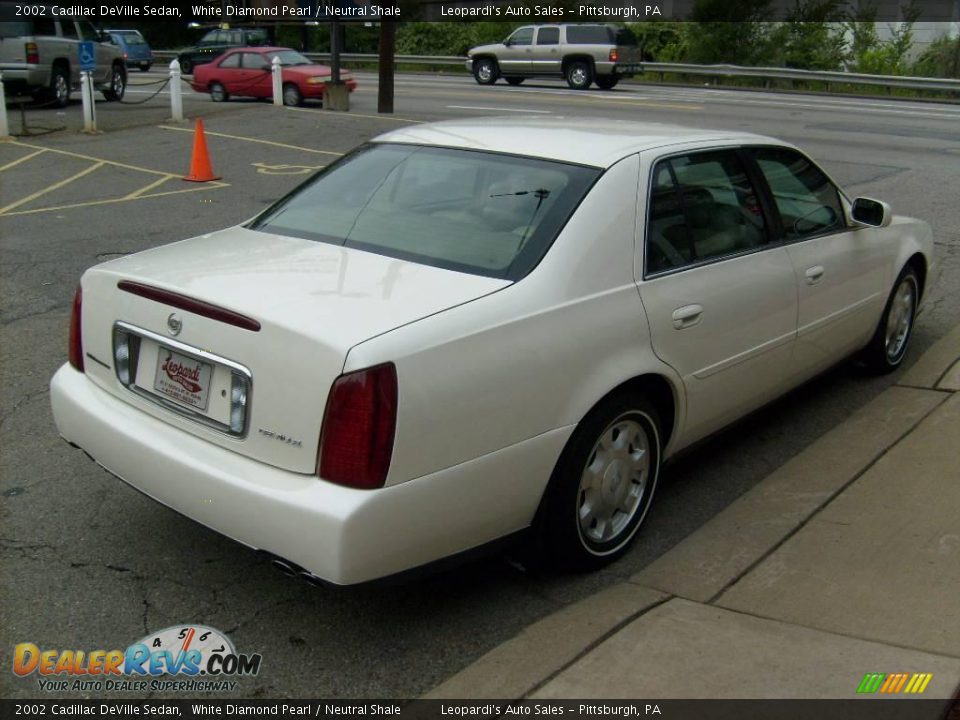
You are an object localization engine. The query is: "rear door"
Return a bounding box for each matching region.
[532,26,561,75]
[637,147,798,446]
[239,51,271,97]
[747,146,887,377]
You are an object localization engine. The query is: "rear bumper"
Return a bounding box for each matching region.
[0,64,48,89]
[50,364,567,585]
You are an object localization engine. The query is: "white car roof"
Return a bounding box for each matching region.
[373,117,783,168]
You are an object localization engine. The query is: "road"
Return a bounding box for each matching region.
[1,71,958,699]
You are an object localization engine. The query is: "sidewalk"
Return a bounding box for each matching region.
[426,324,960,705]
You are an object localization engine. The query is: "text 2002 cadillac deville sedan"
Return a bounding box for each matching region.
[51,119,935,585]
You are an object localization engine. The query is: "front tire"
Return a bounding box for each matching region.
[179,57,193,75]
[473,58,499,85]
[209,82,229,103]
[282,83,302,107]
[860,267,919,373]
[102,64,126,101]
[535,393,661,571]
[566,60,594,90]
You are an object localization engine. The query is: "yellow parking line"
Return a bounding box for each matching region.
[158,125,344,156]
[7,140,175,176]
[124,175,173,199]
[283,106,424,124]
[0,149,47,172]
[1,181,229,217]
[0,162,105,215]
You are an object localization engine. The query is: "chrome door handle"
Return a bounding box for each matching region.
[672,304,703,329]
[805,266,825,284]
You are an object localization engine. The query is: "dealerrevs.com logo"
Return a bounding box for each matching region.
[13,625,262,693]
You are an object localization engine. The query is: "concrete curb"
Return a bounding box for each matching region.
[424,324,960,699]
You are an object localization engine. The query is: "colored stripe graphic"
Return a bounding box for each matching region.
[857,672,932,694]
[857,673,886,693]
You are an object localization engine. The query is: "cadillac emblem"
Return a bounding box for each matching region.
[167,313,182,336]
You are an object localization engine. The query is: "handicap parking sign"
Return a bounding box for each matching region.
[79,41,96,72]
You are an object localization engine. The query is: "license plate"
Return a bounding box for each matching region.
[153,348,213,411]
[618,64,642,74]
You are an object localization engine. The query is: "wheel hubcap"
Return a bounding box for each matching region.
[478,63,492,81]
[885,278,915,362]
[571,68,587,85]
[578,418,649,544]
[113,71,124,95]
[284,88,298,105]
[55,75,67,103]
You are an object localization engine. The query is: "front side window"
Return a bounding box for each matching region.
[750,147,844,240]
[537,27,560,46]
[646,150,768,275]
[239,52,267,69]
[250,144,600,280]
[507,28,534,46]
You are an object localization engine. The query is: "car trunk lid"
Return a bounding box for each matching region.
[79,227,510,474]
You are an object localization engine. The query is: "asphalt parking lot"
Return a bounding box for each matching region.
[2,74,959,699]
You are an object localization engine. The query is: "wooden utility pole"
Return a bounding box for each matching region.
[378,21,395,114]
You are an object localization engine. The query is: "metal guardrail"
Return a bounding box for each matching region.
[153,51,960,94]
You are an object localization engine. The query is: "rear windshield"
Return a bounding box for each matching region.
[249,144,600,280]
[616,27,638,47]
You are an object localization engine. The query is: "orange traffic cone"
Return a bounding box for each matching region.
[183,119,220,182]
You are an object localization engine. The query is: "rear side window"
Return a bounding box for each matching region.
[750,147,844,240]
[1,20,57,37]
[61,22,80,40]
[566,26,614,44]
[646,150,768,275]
[537,27,560,46]
[249,144,600,280]
[219,53,241,68]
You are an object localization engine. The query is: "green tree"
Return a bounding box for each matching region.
[912,34,960,78]
[685,0,776,65]
[769,0,848,70]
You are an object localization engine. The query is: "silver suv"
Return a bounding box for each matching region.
[0,18,127,108]
[466,24,642,90]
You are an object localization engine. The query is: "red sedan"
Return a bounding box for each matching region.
[191,47,357,106]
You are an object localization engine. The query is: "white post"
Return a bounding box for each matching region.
[169,59,183,122]
[80,71,96,133]
[271,56,282,106]
[0,71,10,138]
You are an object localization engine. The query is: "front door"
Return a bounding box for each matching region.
[499,27,534,74]
[747,146,886,379]
[638,148,798,446]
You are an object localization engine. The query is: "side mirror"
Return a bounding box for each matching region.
[851,197,892,228]
[504,38,513,47]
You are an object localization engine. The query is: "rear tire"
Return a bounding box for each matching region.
[595,75,619,90]
[860,267,919,374]
[533,393,661,572]
[139,63,151,73]
[565,60,594,90]
[209,82,229,103]
[48,65,70,108]
[473,58,499,85]
[505,77,524,86]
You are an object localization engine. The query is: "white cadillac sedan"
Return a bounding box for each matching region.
[51,119,935,585]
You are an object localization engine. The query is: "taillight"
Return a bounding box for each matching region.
[68,286,84,372]
[609,49,619,63]
[318,363,397,490]
[25,42,39,65]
